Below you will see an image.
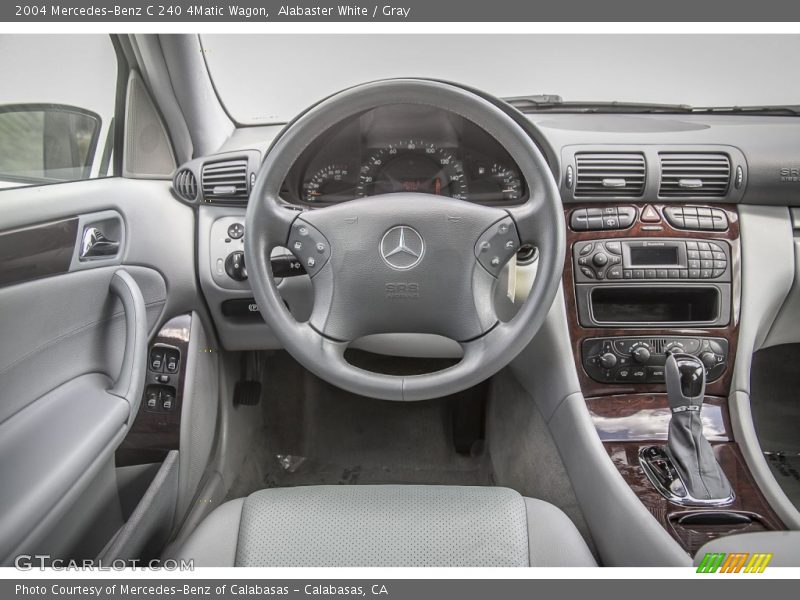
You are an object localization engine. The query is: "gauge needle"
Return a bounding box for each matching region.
[435,177,441,195]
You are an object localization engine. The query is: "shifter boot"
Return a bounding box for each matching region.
[665,353,733,501]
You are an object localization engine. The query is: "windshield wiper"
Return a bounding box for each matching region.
[504,95,692,114]
[504,95,800,116]
[690,105,800,116]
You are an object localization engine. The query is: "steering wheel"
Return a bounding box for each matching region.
[245,79,565,401]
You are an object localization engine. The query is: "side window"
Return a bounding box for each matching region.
[0,35,119,190]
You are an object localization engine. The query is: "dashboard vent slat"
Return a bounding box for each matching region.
[574,153,646,197]
[658,153,731,197]
[173,168,198,202]
[202,159,250,202]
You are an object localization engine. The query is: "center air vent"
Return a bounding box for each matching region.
[574,153,646,197]
[202,159,249,202]
[173,169,198,201]
[658,153,731,197]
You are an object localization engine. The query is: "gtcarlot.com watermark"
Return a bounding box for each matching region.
[14,555,194,571]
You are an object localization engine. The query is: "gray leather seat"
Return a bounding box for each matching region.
[173,485,596,567]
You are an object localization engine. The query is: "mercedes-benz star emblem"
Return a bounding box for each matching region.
[380,226,424,270]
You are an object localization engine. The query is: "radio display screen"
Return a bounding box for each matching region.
[629,246,679,266]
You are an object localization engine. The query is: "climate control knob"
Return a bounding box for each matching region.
[700,351,717,370]
[631,345,652,364]
[599,353,618,369]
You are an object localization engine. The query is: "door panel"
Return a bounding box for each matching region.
[0,177,202,564]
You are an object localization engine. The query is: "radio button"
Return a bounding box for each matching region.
[592,253,609,267]
[579,267,596,279]
[698,241,711,251]
[607,266,623,279]
[712,251,725,261]
[623,270,633,279]
[633,269,644,279]
[701,259,713,269]
[604,241,622,254]
[688,250,700,259]
[608,255,622,265]
[657,269,668,279]
[668,269,680,279]
[712,268,725,278]
[680,269,689,278]
[700,250,713,260]
[579,242,594,255]
[686,241,698,250]
[645,269,657,279]
[701,269,713,278]
[689,269,700,278]
[688,260,701,269]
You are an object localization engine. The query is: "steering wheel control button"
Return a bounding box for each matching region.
[474,217,520,276]
[227,223,244,239]
[380,225,425,270]
[288,220,331,277]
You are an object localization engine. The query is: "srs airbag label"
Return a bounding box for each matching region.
[385,282,420,299]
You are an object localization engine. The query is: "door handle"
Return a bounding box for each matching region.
[80,226,120,260]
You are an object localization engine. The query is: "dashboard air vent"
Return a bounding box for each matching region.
[202,159,249,202]
[658,153,731,197]
[574,153,646,197]
[173,169,198,201]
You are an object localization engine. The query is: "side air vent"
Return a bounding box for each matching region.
[202,159,249,202]
[574,153,646,197]
[658,153,731,197]
[173,169,198,201]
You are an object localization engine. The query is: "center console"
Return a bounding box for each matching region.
[564,202,785,554]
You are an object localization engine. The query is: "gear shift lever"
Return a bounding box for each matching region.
[639,353,734,506]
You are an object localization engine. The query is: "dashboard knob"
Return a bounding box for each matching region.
[592,252,608,267]
[699,352,717,370]
[225,251,248,281]
[632,346,651,364]
[599,352,618,369]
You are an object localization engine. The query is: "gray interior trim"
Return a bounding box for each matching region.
[728,204,800,529]
[730,390,800,529]
[509,291,690,565]
[159,34,235,157]
[762,237,800,348]
[176,313,220,519]
[99,451,179,562]
[128,35,194,164]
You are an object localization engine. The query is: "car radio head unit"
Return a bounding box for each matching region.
[574,238,730,282]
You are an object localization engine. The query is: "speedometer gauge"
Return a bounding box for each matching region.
[356,140,468,200]
[303,164,352,203]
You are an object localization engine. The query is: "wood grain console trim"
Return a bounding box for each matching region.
[0,218,78,287]
[563,203,740,397]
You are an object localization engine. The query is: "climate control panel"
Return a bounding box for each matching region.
[582,336,728,384]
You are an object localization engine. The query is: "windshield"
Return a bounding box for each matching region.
[202,34,800,124]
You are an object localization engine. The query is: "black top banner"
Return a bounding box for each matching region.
[4,0,800,21]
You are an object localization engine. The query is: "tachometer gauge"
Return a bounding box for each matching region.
[470,163,523,203]
[303,164,353,203]
[356,140,468,200]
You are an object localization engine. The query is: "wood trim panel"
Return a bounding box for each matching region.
[606,442,785,555]
[116,314,191,467]
[587,393,732,442]
[563,203,740,397]
[0,218,78,287]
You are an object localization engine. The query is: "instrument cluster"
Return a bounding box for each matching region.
[282,105,527,206]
